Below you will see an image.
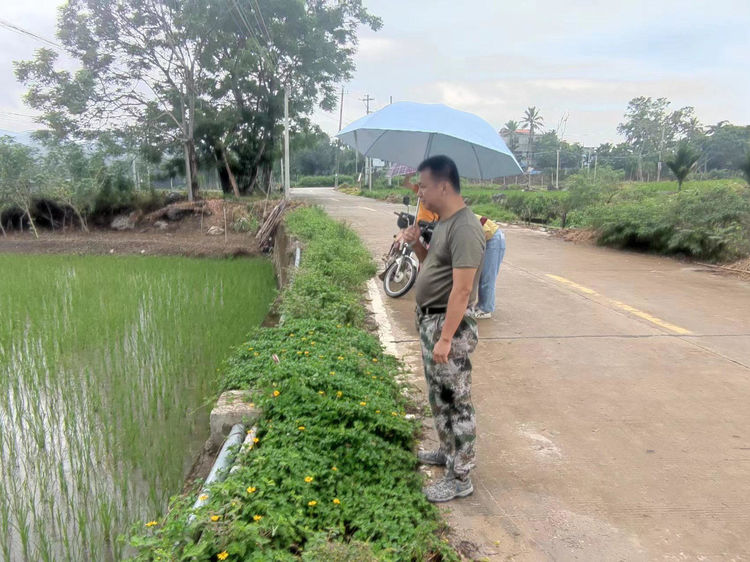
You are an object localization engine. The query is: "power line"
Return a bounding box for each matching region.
[0,18,61,49]
[252,0,272,45]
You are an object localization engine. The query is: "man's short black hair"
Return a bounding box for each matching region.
[417,155,460,193]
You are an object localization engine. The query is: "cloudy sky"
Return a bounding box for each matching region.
[2,0,749,145]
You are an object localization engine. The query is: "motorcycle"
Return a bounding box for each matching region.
[381,196,435,298]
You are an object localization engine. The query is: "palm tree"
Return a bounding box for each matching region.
[740,153,750,186]
[666,143,700,191]
[521,107,544,169]
[501,120,520,154]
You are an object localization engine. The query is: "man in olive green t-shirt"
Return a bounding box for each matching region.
[403,155,485,502]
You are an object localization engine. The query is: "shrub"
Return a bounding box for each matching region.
[574,186,750,261]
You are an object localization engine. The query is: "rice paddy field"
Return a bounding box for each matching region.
[0,254,276,561]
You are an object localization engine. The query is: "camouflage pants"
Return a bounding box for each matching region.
[417,310,479,479]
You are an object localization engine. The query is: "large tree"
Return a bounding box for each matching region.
[15,0,217,200]
[15,0,381,198]
[521,107,543,169]
[616,97,700,181]
[199,0,380,193]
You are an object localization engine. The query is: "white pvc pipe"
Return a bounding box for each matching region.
[188,423,246,523]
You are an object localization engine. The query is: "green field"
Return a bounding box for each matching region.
[352,178,750,261]
[0,254,276,561]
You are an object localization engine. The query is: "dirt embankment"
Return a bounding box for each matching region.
[0,199,289,258]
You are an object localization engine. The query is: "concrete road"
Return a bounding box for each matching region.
[293,188,750,561]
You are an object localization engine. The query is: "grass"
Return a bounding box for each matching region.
[129,207,459,561]
[0,254,276,561]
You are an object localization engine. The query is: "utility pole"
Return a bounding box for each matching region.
[283,86,291,199]
[361,94,374,191]
[555,148,560,189]
[334,86,344,189]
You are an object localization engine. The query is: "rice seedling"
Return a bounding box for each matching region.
[0,254,276,561]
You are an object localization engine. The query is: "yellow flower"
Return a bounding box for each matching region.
[372,358,378,363]
[358,352,363,357]
[301,336,307,341]
[273,390,280,397]
[337,356,344,361]
[199,494,208,501]
[289,333,295,337]
[391,412,398,416]
[298,426,305,431]
[217,551,229,560]
[359,402,367,406]
[254,352,259,357]
[318,390,325,395]
[253,514,263,521]
[304,351,310,356]
[248,347,253,351]
[333,498,341,504]
[297,351,303,355]
[329,371,336,376]
[253,437,260,443]
[375,410,381,414]
[145,520,158,527]
[336,391,343,398]
[211,515,220,522]
[372,375,377,379]
[331,466,338,471]
[304,476,314,483]
[311,342,315,346]
[337,324,342,328]
[246,486,256,494]
[308,500,317,506]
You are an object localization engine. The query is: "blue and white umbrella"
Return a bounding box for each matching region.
[337,101,522,179]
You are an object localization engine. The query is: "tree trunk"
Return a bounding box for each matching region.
[214,147,233,194]
[223,154,241,198]
[186,139,200,200]
[24,203,39,239]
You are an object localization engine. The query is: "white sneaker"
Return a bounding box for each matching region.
[473,310,492,320]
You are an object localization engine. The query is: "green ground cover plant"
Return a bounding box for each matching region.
[130,207,458,561]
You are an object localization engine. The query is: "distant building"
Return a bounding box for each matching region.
[500,128,534,159]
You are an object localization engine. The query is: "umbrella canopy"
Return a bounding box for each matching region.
[337,102,523,179]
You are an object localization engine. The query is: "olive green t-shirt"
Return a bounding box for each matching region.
[414,206,485,308]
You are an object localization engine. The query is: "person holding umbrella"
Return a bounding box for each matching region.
[403,155,485,502]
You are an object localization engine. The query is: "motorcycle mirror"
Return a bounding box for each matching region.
[402,195,411,206]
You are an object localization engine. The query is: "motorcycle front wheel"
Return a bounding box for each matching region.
[383,258,417,298]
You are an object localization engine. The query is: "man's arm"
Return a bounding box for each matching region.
[432,267,477,364]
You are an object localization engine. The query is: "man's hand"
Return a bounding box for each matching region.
[433,337,451,364]
[402,223,421,245]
